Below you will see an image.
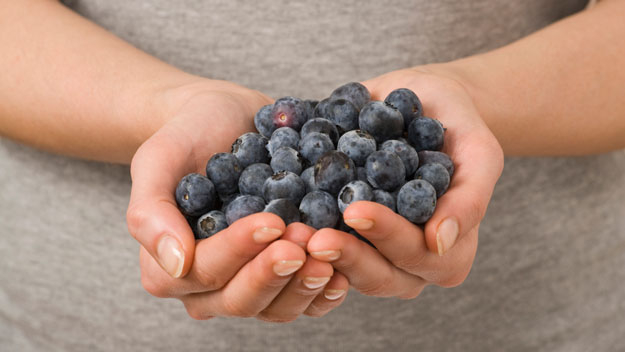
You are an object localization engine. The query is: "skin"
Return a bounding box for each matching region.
[1,0,624,319]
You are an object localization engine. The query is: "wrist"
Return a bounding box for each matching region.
[137,76,273,149]
[418,59,504,151]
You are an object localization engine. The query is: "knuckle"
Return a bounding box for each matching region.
[468,196,488,225]
[392,251,427,274]
[140,275,170,298]
[192,264,226,291]
[490,142,505,174]
[358,274,394,297]
[257,311,298,323]
[183,302,215,321]
[221,295,257,318]
[438,268,471,288]
[126,204,147,239]
[397,284,426,300]
[305,301,333,318]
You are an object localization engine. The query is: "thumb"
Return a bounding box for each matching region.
[424,131,503,256]
[126,131,198,278]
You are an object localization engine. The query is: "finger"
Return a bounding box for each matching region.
[424,129,503,256]
[307,229,426,298]
[406,226,479,287]
[363,73,503,257]
[342,201,479,285]
[127,129,198,278]
[258,256,334,322]
[304,272,349,317]
[181,240,306,319]
[342,201,430,272]
[139,212,286,297]
[280,222,317,249]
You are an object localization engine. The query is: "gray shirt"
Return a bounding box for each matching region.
[3,1,625,351]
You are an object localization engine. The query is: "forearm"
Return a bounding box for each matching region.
[436,0,625,156]
[0,0,203,163]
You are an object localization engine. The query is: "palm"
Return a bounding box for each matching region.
[302,69,504,298]
[363,68,503,250]
[127,85,272,275]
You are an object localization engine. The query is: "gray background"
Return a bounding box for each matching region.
[3,1,625,351]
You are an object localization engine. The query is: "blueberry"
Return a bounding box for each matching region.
[206,153,242,196]
[397,179,437,224]
[329,82,371,110]
[300,166,319,193]
[372,189,397,212]
[325,99,360,133]
[299,132,334,165]
[365,150,406,191]
[305,99,319,110]
[262,170,306,205]
[270,146,304,175]
[380,139,419,177]
[267,127,300,157]
[175,173,217,217]
[264,198,300,225]
[313,97,332,118]
[337,180,374,213]
[219,192,239,212]
[196,210,228,239]
[300,117,340,145]
[254,104,275,138]
[314,150,356,195]
[415,163,450,197]
[303,99,317,121]
[384,88,423,129]
[417,151,454,178]
[238,163,273,198]
[359,101,404,143]
[299,191,340,229]
[356,167,369,183]
[337,130,377,166]
[231,132,269,169]
[271,96,310,132]
[407,117,444,152]
[225,195,266,225]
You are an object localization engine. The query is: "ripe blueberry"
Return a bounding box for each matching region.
[397,180,437,224]
[238,163,273,198]
[231,132,270,169]
[365,150,406,191]
[299,191,340,229]
[175,173,217,217]
[359,101,404,143]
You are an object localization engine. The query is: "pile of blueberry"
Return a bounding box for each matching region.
[175,82,454,240]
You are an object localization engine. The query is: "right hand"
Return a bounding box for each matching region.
[126,79,348,321]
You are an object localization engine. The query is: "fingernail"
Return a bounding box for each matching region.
[344,218,374,230]
[156,235,184,278]
[303,276,331,289]
[436,217,459,256]
[324,289,345,300]
[273,260,304,276]
[253,227,283,243]
[310,250,341,261]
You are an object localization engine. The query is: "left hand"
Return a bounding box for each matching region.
[306,66,504,298]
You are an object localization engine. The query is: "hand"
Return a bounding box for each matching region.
[126,80,348,321]
[307,67,504,298]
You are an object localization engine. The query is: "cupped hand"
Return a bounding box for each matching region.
[126,80,348,321]
[307,67,504,298]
